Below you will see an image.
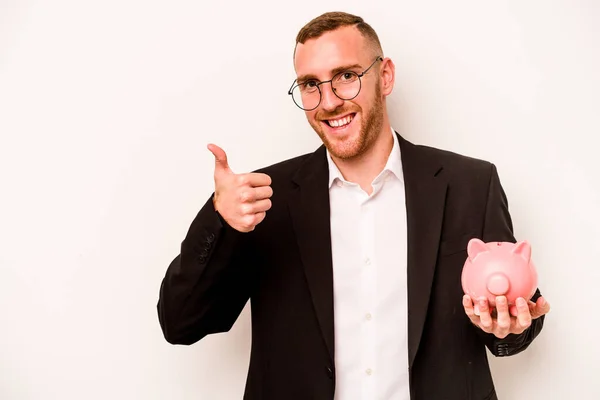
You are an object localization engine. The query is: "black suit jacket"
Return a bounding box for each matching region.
[157,133,545,400]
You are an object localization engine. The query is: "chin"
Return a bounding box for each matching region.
[313,113,363,157]
[324,135,364,160]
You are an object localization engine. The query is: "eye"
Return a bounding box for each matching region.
[299,80,318,92]
[336,72,358,84]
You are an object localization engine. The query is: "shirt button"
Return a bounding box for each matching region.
[365,313,372,321]
[337,181,343,187]
[366,368,373,376]
[364,258,371,265]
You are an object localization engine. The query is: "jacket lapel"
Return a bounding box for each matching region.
[398,134,448,369]
[287,134,448,370]
[288,146,335,364]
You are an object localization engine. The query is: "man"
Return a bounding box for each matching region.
[157,11,550,400]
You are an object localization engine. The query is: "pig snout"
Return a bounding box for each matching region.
[486,273,510,296]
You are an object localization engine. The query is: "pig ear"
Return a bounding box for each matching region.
[511,240,532,262]
[467,238,488,261]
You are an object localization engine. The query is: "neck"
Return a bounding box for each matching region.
[330,119,394,195]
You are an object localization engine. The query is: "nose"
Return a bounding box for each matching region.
[319,83,344,112]
[486,273,510,296]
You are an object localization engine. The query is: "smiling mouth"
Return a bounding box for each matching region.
[323,113,356,128]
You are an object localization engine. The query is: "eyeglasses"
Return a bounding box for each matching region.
[288,56,383,111]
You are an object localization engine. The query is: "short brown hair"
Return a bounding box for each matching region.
[294,12,383,58]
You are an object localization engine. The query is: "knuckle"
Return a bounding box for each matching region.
[514,326,525,335]
[240,203,252,215]
[237,175,249,185]
[240,190,252,202]
[244,214,256,227]
[495,330,508,339]
[240,224,255,232]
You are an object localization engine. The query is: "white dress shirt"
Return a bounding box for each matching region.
[328,127,410,400]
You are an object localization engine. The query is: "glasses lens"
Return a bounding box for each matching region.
[292,84,320,110]
[332,72,360,100]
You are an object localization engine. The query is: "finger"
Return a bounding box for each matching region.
[238,172,272,188]
[254,198,273,213]
[462,295,480,324]
[532,297,551,319]
[253,185,274,201]
[495,296,510,338]
[462,295,475,316]
[462,294,480,316]
[478,298,493,332]
[239,211,267,232]
[515,297,532,329]
[241,199,272,215]
[207,144,231,174]
[254,211,267,226]
[239,186,273,203]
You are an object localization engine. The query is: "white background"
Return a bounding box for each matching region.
[1,0,599,399]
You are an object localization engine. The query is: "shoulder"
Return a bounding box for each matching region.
[249,147,325,191]
[252,152,315,179]
[407,140,497,182]
[419,142,491,168]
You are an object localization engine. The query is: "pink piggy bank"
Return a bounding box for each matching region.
[461,238,538,308]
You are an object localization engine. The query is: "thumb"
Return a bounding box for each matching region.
[207,143,232,175]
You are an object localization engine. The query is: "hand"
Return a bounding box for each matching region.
[462,294,550,339]
[207,144,273,233]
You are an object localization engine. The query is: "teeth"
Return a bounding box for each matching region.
[328,114,353,127]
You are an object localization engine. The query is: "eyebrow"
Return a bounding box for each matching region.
[296,63,363,83]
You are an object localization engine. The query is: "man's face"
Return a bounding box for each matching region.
[293,26,384,160]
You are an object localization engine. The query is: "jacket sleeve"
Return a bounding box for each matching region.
[156,194,257,345]
[477,163,545,357]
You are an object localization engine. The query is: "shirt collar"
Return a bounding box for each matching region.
[327,126,403,188]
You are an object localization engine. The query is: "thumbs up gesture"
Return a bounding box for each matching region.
[207,144,273,233]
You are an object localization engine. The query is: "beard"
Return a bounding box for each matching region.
[309,82,384,160]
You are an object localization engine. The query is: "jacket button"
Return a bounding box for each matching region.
[326,366,333,379]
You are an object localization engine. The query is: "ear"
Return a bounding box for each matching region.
[380,57,395,96]
[511,240,532,262]
[467,238,488,262]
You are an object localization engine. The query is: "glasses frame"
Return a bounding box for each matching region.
[288,56,383,111]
